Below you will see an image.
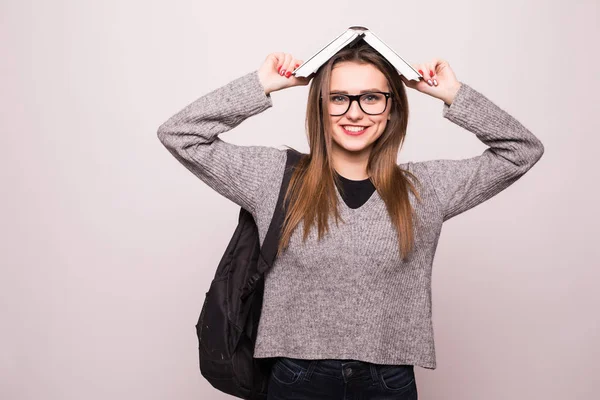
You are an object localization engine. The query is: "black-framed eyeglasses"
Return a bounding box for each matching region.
[320,92,393,116]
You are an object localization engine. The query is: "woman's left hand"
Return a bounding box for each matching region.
[400,58,462,105]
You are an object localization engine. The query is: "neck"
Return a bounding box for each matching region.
[331,144,371,180]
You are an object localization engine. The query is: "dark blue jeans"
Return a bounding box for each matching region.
[266,357,418,399]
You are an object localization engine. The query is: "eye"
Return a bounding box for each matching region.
[330,95,347,103]
[362,94,381,102]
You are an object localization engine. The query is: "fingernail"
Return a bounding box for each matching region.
[278,66,281,73]
[418,69,424,76]
[433,79,437,86]
[285,71,291,78]
[429,70,434,77]
[427,79,433,86]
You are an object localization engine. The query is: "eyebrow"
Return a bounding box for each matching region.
[330,88,384,94]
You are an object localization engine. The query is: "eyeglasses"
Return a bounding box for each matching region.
[321,92,393,116]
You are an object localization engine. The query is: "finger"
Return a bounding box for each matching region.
[290,59,304,81]
[280,53,293,77]
[274,52,285,74]
[429,59,441,86]
[284,54,298,78]
[424,64,436,87]
[414,65,424,80]
[291,59,302,74]
[286,57,300,78]
[419,63,433,87]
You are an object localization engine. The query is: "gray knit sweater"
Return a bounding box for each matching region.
[157,70,544,370]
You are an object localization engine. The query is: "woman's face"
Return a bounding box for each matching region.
[328,61,392,156]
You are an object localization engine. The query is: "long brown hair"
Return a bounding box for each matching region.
[278,41,423,262]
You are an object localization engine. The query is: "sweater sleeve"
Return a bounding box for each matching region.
[415,83,545,222]
[156,70,286,215]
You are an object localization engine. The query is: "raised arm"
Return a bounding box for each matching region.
[156,70,285,215]
[415,82,545,222]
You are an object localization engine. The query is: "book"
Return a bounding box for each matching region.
[292,26,423,81]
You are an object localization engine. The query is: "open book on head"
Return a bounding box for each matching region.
[292,26,424,81]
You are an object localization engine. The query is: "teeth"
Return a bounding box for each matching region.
[343,125,367,132]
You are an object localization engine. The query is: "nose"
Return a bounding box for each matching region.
[345,98,364,119]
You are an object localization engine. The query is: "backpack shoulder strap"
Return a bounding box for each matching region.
[257,148,303,274]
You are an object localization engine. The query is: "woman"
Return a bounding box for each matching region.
[157,42,544,399]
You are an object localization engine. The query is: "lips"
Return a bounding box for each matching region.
[341,125,369,136]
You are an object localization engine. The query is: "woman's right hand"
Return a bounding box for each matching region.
[257,52,312,95]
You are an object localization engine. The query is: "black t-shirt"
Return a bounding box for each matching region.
[334,171,376,209]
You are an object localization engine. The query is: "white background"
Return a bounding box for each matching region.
[1,0,598,399]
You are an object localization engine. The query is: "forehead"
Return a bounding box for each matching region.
[330,62,389,92]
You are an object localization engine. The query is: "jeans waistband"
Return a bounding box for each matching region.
[278,357,386,382]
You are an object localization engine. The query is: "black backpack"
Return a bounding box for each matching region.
[196,148,303,399]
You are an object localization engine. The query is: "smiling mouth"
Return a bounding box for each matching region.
[341,125,369,135]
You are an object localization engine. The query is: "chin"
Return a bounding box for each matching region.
[334,138,372,153]
[333,131,376,154]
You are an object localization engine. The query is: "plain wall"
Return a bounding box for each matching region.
[1,0,598,399]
